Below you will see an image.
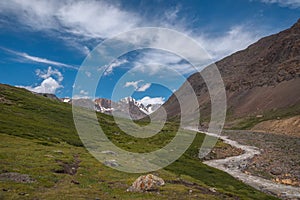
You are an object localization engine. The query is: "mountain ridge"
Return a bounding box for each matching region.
[161,18,300,128]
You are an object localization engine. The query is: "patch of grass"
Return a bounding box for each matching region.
[0,84,279,199]
[0,84,81,146]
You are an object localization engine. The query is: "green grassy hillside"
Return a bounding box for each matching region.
[0,84,278,199]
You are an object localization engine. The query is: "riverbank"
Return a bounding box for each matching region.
[187,128,300,200]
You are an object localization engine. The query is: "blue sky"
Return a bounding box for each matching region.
[0,0,299,105]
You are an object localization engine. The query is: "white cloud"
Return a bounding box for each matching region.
[36,67,63,82]
[136,51,183,67]
[0,0,59,30]
[57,1,140,38]
[72,95,91,99]
[21,53,74,68]
[136,83,151,92]
[0,0,140,39]
[124,80,151,92]
[2,47,76,69]
[124,80,142,90]
[0,0,141,56]
[117,25,262,77]
[164,5,180,21]
[258,0,300,8]
[17,67,63,94]
[19,77,62,94]
[137,96,165,106]
[85,71,92,77]
[132,50,197,75]
[194,25,262,61]
[124,26,258,76]
[80,90,89,95]
[104,59,128,76]
[0,1,268,75]
[72,89,91,99]
[82,46,90,55]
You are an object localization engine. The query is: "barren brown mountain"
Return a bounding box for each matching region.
[161,19,300,129]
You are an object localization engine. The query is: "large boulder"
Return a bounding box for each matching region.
[127,174,165,192]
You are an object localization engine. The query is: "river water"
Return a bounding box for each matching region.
[186,127,300,200]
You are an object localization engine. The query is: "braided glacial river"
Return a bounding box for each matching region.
[186,128,300,200]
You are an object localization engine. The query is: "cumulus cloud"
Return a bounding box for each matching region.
[17,66,63,94]
[36,67,63,82]
[20,77,62,94]
[124,80,152,92]
[258,0,300,8]
[137,96,165,106]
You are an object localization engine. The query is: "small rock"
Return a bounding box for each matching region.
[53,150,63,154]
[209,187,217,193]
[239,161,248,169]
[189,189,193,194]
[71,180,80,185]
[127,174,165,192]
[244,171,251,175]
[104,160,119,167]
[281,179,293,185]
[270,167,282,175]
[101,150,117,155]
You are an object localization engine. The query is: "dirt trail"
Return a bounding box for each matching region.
[186,127,300,200]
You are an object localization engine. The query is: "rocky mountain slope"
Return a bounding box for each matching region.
[161,19,300,128]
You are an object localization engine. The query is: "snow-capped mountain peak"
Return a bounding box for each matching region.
[118,96,149,114]
[63,96,162,119]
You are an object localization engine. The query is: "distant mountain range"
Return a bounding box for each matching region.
[60,96,161,120]
[160,19,300,128]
